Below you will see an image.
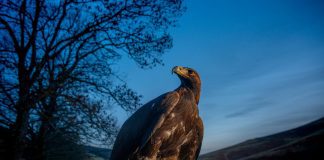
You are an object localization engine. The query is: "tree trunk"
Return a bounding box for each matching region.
[13,50,31,160]
[36,120,47,160]
[36,94,57,160]
[13,107,29,160]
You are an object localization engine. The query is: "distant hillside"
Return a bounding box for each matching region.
[199,117,324,160]
[2,117,323,160]
[84,145,111,160]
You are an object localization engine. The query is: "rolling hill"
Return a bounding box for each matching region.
[2,117,323,160]
[84,145,111,160]
[199,117,324,160]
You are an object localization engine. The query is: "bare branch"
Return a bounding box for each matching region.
[0,17,20,52]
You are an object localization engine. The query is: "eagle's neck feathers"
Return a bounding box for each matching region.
[177,83,201,105]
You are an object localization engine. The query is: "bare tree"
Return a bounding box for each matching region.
[0,0,185,159]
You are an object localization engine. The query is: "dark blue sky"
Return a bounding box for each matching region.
[114,0,324,153]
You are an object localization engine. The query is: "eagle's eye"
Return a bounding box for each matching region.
[188,69,193,75]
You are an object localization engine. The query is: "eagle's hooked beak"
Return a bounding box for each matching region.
[172,66,188,78]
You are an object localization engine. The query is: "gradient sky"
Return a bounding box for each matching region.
[112,0,324,154]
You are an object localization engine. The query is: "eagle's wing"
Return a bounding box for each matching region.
[194,117,204,160]
[138,91,180,150]
[110,91,180,160]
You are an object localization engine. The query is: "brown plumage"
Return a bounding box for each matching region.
[110,66,203,160]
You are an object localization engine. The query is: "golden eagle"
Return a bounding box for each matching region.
[110,66,203,160]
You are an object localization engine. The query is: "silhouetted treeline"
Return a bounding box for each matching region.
[0,0,185,159]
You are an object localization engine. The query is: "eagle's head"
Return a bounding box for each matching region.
[172,66,201,104]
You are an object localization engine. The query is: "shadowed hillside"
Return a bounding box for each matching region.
[2,117,323,160]
[199,117,324,160]
[84,146,111,160]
